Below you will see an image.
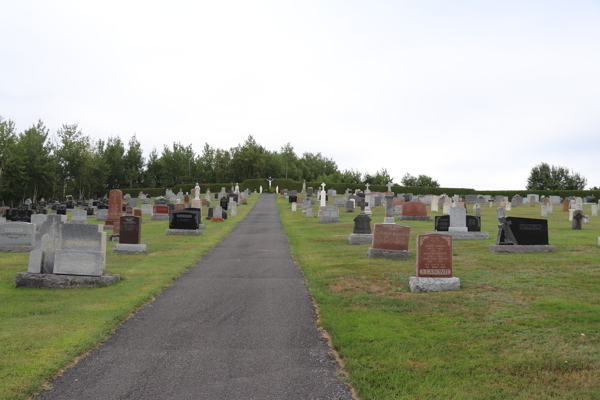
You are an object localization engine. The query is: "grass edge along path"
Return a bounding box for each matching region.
[279,196,600,400]
[0,194,258,400]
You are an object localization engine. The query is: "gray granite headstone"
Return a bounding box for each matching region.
[71,209,88,224]
[53,224,106,276]
[28,215,68,273]
[0,222,35,247]
[449,207,467,232]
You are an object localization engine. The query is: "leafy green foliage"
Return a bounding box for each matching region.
[526,163,587,190]
[401,172,440,187]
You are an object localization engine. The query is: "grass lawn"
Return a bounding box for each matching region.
[279,197,600,400]
[0,195,258,400]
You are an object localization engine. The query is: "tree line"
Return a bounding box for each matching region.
[0,117,443,204]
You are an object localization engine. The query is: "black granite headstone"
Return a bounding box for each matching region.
[353,214,371,234]
[289,196,297,204]
[466,215,481,232]
[169,210,200,230]
[220,197,228,210]
[498,217,548,245]
[435,215,450,231]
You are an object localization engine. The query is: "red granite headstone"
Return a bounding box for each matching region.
[392,198,405,207]
[119,215,141,244]
[563,200,569,212]
[106,189,123,227]
[371,224,410,251]
[184,195,189,203]
[402,202,427,216]
[297,197,305,204]
[153,205,169,215]
[126,206,133,215]
[416,233,452,278]
[201,199,209,206]
[175,203,186,211]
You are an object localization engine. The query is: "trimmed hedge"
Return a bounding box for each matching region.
[120,179,599,200]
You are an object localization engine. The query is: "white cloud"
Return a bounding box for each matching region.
[1,0,599,190]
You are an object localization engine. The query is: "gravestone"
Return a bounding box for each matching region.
[466,215,481,231]
[212,206,224,222]
[592,205,598,217]
[53,224,107,276]
[28,215,68,273]
[409,233,459,293]
[0,222,35,252]
[141,204,153,215]
[434,215,450,231]
[399,201,429,221]
[572,210,583,230]
[431,195,439,212]
[489,211,555,253]
[71,209,88,224]
[106,189,122,233]
[96,209,108,221]
[320,206,340,223]
[348,213,372,244]
[119,216,141,244]
[449,207,467,232]
[152,205,170,220]
[368,224,412,258]
[31,214,48,230]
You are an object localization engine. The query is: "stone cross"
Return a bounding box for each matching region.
[357,198,367,213]
[498,217,518,245]
[321,182,326,191]
[386,182,393,193]
[365,183,370,191]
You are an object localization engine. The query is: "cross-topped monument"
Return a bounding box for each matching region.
[266,177,275,188]
[386,182,393,193]
[365,183,370,191]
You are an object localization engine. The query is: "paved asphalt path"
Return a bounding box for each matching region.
[37,194,353,400]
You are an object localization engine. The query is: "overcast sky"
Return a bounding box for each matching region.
[1,1,599,190]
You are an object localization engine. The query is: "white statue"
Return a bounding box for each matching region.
[194,183,200,200]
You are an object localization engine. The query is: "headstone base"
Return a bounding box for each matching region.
[367,248,412,259]
[112,244,147,254]
[488,245,556,253]
[166,229,202,235]
[398,216,430,221]
[211,218,224,222]
[409,277,460,293]
[383,217,396,224]
[151,215,170,220]
[0,245,33,253]
[320,218,340,223]
[348,234,373,245]
[15,272,120,288]
[427,231,489,240]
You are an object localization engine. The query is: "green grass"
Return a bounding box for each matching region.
[279,198,600,400]
[0,196,258,400]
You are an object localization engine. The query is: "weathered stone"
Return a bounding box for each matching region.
[165,229,202,235]
[488,245,556,253]
[0,222,35,251]
[426,231,489,240]
[15,272,120,288]
[367,248,412,258]
[53,224,106,276]
[112,243,147,254]
[409,277,460,293]
[348,234,373,245]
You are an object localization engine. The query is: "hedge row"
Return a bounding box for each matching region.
[121,179,599,200]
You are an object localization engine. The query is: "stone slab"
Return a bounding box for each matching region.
[151,215,170,220]
[0,245,33,252]
[488,245,556,253]
[112,243,148,254]
[319,218,340,223]
[367,247,412,258]
[427,231,489,240]
[53,249,106,276]
[15,272,120,288]
[348,234,373,245]
[103,225,113,230]
[398,216,430,221]
[166,229,202,235]
[409,277,460,293]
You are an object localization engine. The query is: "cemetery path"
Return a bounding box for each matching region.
[37,194,353,400]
